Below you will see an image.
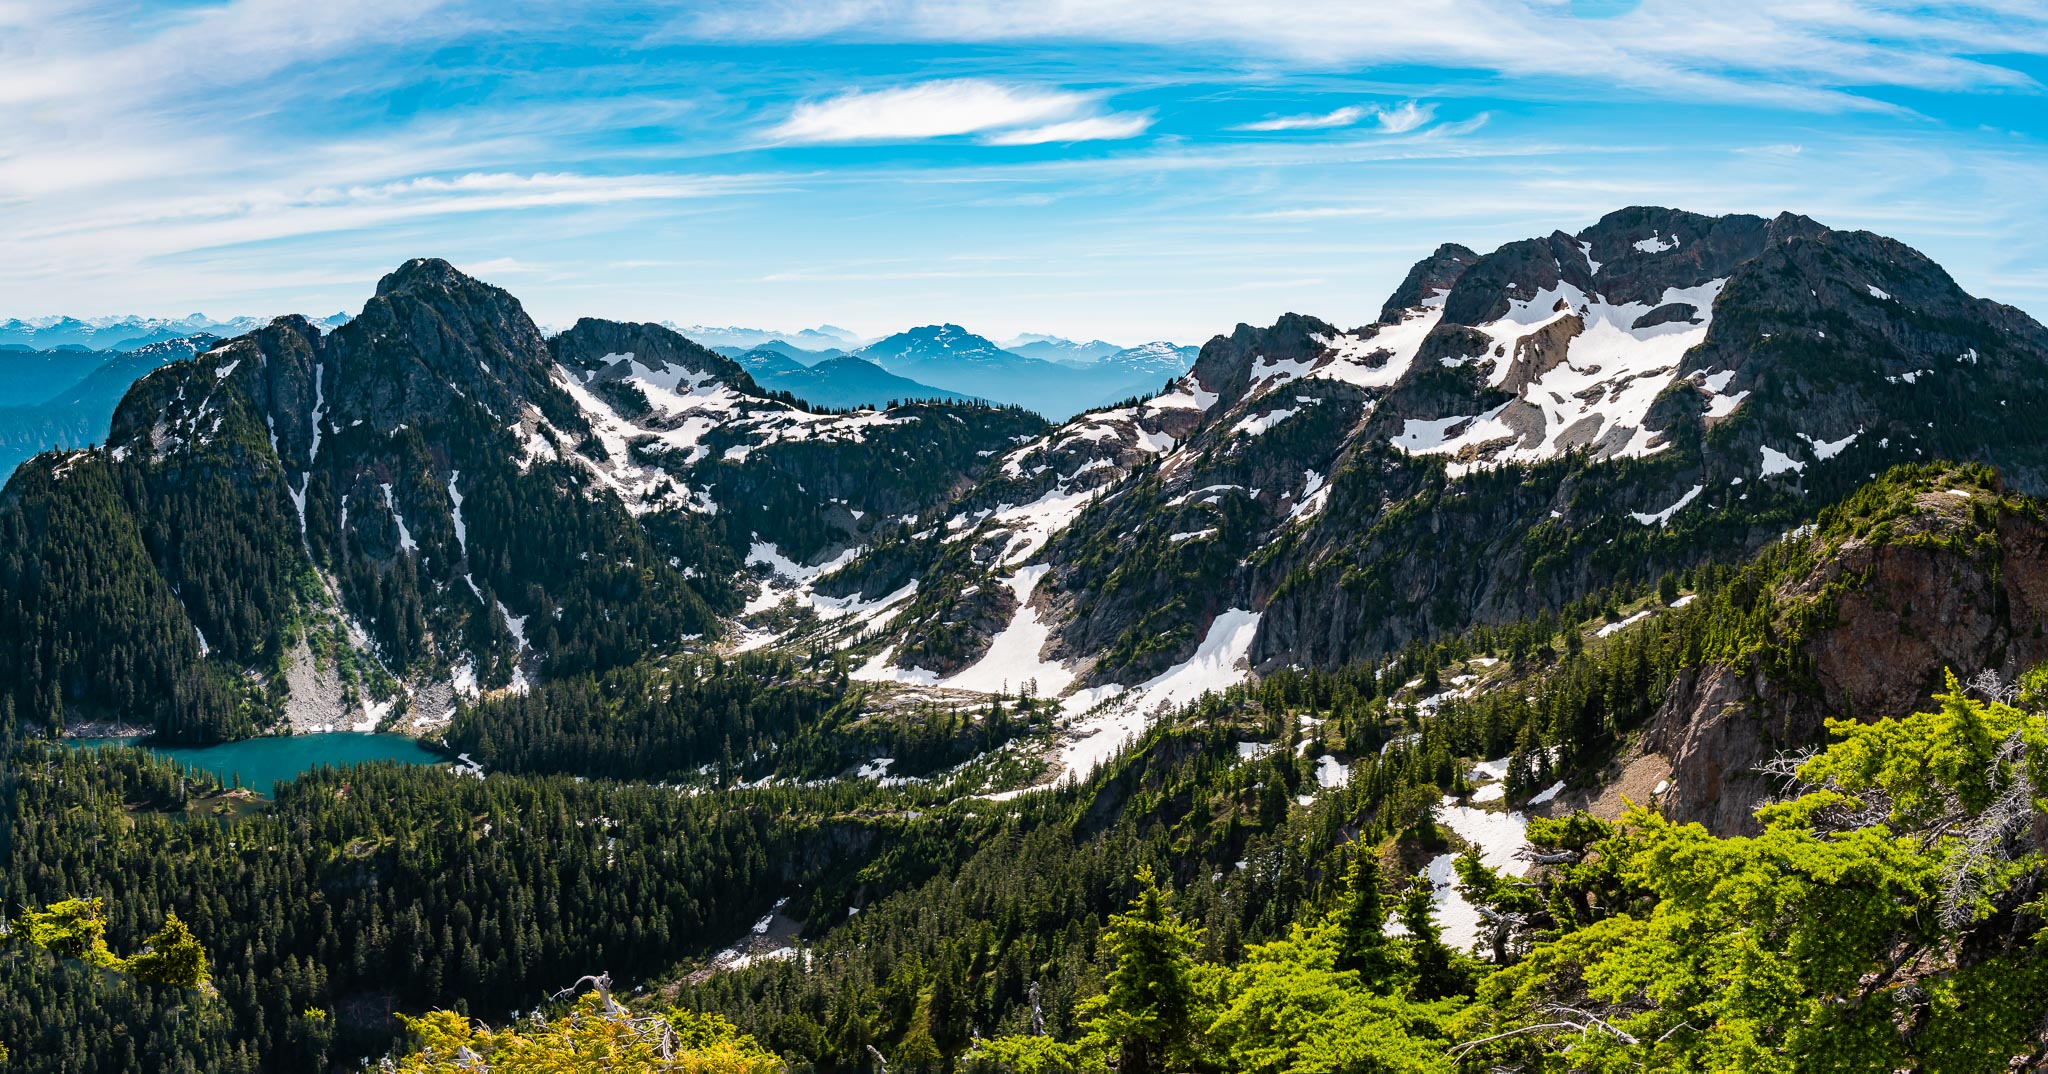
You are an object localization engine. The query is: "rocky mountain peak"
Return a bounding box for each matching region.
[374,257,475,298]
[1181,312,1340,416]
[325,258,563,434]
[1573,206,1768,308]
[1377,242,1479,322]
[860,324,1014,365]
[551,318,756,393]
[1764,209,1830,245]
[1438,230,1599,326]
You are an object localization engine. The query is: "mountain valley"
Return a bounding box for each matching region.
[5,206,2048,1072]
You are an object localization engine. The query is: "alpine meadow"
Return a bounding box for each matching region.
[4,3,2048,1072]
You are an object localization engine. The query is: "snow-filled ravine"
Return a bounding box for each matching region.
[1052,609,1263,783]
[1388,758,1548,956]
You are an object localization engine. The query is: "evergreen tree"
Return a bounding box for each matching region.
[1089,867,1203,1074]
[1332,850,1398,988]
[1400,882,1460,1001]
[125,913,211,989]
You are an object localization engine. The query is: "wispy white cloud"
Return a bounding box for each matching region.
[1734,143,1806,157]
[0,0,2042,344]
[1248,206,1386,220]
[769,79,1102,143]
[980,113,1153,145]
[1428,113,1492,137]
[1237,105,1366,131]
[1236,101,1437,135]
[1373,101,1436,133]
[685,0,2048,111]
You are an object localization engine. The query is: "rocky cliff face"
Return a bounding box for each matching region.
[1648,473,2048,834]
[1376,243,1477,324]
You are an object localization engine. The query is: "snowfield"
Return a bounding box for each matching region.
[1390,279,1726,474]
[1054,609,1262,783]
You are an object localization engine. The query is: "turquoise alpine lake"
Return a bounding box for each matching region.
[67,733,449,794]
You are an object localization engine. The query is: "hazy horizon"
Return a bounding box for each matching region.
[5,2,2046,342]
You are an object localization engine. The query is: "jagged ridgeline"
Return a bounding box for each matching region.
[837,206,2048,701]
[0,259,1046,741]
[11,207,2048,744]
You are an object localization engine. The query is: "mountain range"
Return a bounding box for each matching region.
[730,347,985,410]
[0,312,350,352]
[1001,334,1126,362]
[712,328,1197,417]
[4,315,1196,423]
[851,324,1194,418]
[668,322,864,353]
[7,205,2048,1070]
[0,336,221,478]
[11,204,2047,744]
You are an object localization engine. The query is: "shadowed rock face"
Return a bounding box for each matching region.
[552,318,755,390]
[331,258,575,431]
[1649,485,2048,836]
[1179,312,1341,418]
[1377,242,1478,324]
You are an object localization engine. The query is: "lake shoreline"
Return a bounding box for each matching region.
[59,731,456,794]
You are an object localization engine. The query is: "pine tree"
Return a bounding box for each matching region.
[126,912,211,988]
[1333,849,1399,988]
[1088,867,1203,1074]
[1401,881,1460,1001]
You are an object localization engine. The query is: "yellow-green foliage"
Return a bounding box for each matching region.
[13,897,211,988]
[125,912,212,988]
[973,864,1461,1074]
[394,994,781,1073]
[1459,676,2048,1073]
[20,897,123,971]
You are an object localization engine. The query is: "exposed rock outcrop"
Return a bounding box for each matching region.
[1648,477,2048,835]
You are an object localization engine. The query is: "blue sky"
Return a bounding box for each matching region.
[4,1,2047,344]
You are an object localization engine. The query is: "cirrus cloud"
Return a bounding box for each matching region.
[1237,105,1367,131]
[1372,101,1436,133]
[1236,101,1438,134]
[980,113,1154,145]
[769,78,1149,145]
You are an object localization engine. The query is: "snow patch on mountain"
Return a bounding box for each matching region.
[939,565,1075,696]
[985,485,1104,567]
[1234,403,1307,437]
[381,483,417,552]
[1309,304,1442,391]
[1146,373,1220,411]
[1800,429,1860,460]
[1760,444,1805,476]
[1393,279,1725,473]
[1287,470,1330,523]
[851,645,942,687]
[1629,484,1702,527]
[1054,609,1261,783]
